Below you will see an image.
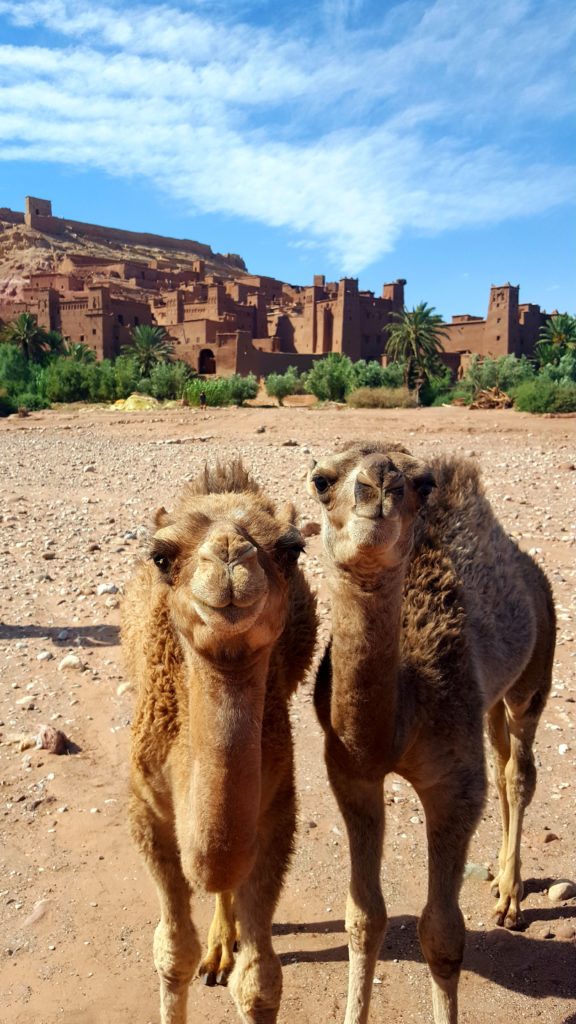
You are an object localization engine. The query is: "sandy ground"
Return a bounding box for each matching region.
[1,402,575,1024]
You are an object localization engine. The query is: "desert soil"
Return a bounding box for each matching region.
[1,402,575,1024]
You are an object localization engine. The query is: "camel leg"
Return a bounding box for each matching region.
[328,761,386,1024]
[131,798,200,1024]
[417,774,484,1024]
[199,891,237,986]
[229,774,296,1024]
[486,701,511,899]
[490,694,542,929]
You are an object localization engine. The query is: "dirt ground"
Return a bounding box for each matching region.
[1,402,575,1024]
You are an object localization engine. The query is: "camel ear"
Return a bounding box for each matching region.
[154,506,174,529]
[278,501,299,526]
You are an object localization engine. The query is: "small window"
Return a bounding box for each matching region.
[117,313,124,325]
[80,335,85,342]
[134,316,139,326]
[92,328,97,335]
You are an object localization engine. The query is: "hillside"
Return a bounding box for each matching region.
[0,203,247,301]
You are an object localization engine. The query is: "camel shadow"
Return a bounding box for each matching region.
[0,622,120,647]
[277,913,576,1001]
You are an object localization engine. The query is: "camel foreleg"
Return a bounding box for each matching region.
[131,795,201,1024]
[229,772,296,1024]
[327,761,386,1024]
[417,770,485,1024]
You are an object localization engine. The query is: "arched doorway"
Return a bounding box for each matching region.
[198,348,216,374]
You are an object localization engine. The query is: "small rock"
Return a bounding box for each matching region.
[58,653,83,672]
[87,543,101,553]
[556,922,576,939]
[559,462,575,471]
[36,724,69,755]
[542,832,559,844]
[464,862,494,882]
[97,583,118,596]
[558,743,570,755]
[56,630,69,641]
[116,681,132,697]
[255,425,266,434]
[42,551,56,561]
[548,880,576,902]
[37,651,53,662]
[281,439,299,446]
[83,464,96,473]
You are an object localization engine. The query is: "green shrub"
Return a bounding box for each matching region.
[512,378,576,413]
[185,377,235,407]
[227,373,258,405]
[44,360,91,403]
[265,366,303,405]
[349,359,404,390]
[13,391,50,411]
[113,354,140,399]
[346,386,417,409]
[304,353,354,401]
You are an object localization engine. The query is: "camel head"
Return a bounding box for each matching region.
[149,463,304,659]
[307,442,435,575]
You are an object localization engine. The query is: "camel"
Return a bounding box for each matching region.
[307,441,555,1024]
[122,460,317,1024]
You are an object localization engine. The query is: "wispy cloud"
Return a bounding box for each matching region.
[0,0,574,270]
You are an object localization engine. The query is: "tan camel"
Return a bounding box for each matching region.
[122,460,317,1024]
[307,441,555,1024]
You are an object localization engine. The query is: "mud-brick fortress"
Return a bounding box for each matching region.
[0,197,551,376]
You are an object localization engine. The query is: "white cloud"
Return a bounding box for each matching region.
[0,0,574,270]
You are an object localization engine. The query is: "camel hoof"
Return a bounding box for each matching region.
[217,969,230,986]
[201,970,217,987]
[504,911,526,931]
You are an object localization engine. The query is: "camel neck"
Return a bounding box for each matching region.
[328,563,406,774]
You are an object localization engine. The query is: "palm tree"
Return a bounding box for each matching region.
[539,313,576,349]
[66,342,96,363]
[384,302,448,392]
[123,324,174,377]
[0,312,55,362]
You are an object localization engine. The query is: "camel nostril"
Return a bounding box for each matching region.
[228,541,257,568]
[354,478,379,506]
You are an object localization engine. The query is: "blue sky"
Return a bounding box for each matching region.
[0,0,574,319]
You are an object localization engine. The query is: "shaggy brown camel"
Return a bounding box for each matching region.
[307,442,555,1024]
[122,461,317,1024]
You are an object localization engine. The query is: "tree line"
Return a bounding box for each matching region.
[1,306,575,415]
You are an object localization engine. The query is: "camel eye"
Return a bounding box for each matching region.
[313,475,331,494]
[152,551,171,573]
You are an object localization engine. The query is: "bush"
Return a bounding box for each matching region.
[12,390,50,411]
[512,379,576,413]
[44,360,91,403]
[304,353,354,401]
[227,373,258,405]
[148,360,193,401]
[346,386,417,409]
[349,359,405,390]
[113,354,140,399]
[265,366,303,405]
[539,351,576,384]
[455,354,535,403]
[184,375,257,407]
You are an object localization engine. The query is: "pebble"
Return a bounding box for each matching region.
[37,650,53,661]
[58,653,84,671]
[542,831,559,843]
[97,583,118,596]
[548,880,576,901]
[464,862,493,882]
